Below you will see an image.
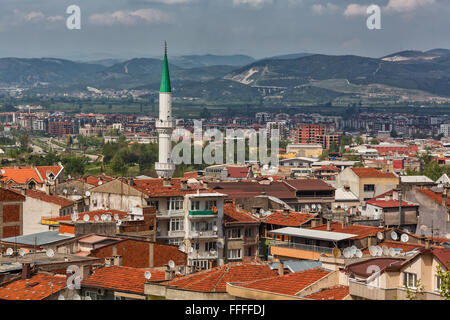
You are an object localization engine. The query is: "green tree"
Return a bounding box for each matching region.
[355,135,364,145]
[369,138,380,145]
[61,156,86,177]
[436,264,450,300]
[110,154,127,176]
[329,141,339,153]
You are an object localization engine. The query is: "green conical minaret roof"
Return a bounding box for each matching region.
[160,41,172,93]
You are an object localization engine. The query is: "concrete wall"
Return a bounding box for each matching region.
[23,197,60,235]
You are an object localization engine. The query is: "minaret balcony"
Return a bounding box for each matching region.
[155,119,175,130]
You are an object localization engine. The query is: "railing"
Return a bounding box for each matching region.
[190,230,218,238]
[270,241,334,255]
[168,230,185,237]
[190,251,218,259]
[156,209,184,217]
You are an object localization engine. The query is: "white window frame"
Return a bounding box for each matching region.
[169,197,183,211]
[227,228,241,239]
[170,218,184,231]
[227,249,241,260]
[403,272,418,289]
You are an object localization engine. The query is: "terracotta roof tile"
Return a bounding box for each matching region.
[433,248,450,271]
[309,222,380,240]
[304,285,349,300]
[0,187,25,202]
[26,189,74,208]
[0,273,66,300]
[81,266,165,294]
[0,167,42,184]
[224,203,260,225]
[264,211,314,227]
[237,268,330,296]
[365,199,417,208]
[351,168,398,179]
[417,188,450,208]
[164,262,278,293]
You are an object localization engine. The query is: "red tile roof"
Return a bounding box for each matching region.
[304,285,349,300]
[0,273,66,300]
[345,258,404,278]
[314,165,340,172]
[0,188,25,202]
[224,203,259,225]
[164,262,278,293]
[25,189,74,208]
[351,168,398,179]
[81,175,114,186]
[264,211,314,227]
[417,188,450,208]
[133,178,215,197]
[433,248,450,271]
[365,199,417,208]
[226,167,250,179]
[81,266,165,294]
[237,268,330,296]
[361,240,424,255]
[35,166,62,181]
[0,167,42,184]
[46,209,129,223]
[309,222,380,240]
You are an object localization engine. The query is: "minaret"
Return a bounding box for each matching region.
[155,41,176,178]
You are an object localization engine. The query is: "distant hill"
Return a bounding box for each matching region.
[170,54,255,69]
[263,53,313,60]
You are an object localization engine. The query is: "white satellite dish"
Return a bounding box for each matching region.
[213,226,218,232]
[168,260,175,269]
[144,271,152,280]
[63,189,68,195]
[375,246,382,257]
[217,242,223,249]
[85,191,91,197]
[83,214,89,222]
[389,248,396,257]
[58,295,65,300]
[401,234,409,243]
[71,213,78,222]
[98,181,103,185]
[189,247,194,253]
[101,214,106,222]
[368,246,376,257]
[343,248,352,259]
[114,214,119,221]
[117,220,122,226]
[351,245,357,254]
[106,215,112,222]
[209,248,217,255]
[85,296,92,301]
[6,248,13,256]
[178,244,185,252]
[382,246,389,256]
[46,249,55,258]
[390,231,398,241]
[377,232,384,241]
[317,204,322,209]
[94,215,99,222]
[355,249,363,258]
[73,294,81,300]
[18,249,25,257]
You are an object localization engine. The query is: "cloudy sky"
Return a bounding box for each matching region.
[0,0,449,60]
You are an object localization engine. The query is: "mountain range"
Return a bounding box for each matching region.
[1,50,450,104]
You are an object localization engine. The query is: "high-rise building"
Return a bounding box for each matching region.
[155,42,176,178]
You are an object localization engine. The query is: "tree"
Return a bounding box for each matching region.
[61,156,86,177]
[436,264,450,300]
[369,138,380,145]
[18,132,31,152]
[355,135,364,145]
[405,279,425,300]
[110,154,127,176]
[328,141,339,153]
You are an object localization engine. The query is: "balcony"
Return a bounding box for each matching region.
[189,251,218,260]
[155,120,175,130]
[157,209,184,218]
[168,230,185,238]
[190,230,218,238]
[189,210,217,217]
[270,241,334,260]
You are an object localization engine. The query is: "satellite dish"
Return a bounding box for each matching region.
[58,295,65,300]
[369,246,376,257]
[94,215,99,222]
[157,227,161,232]
[333,248,341,258]
[85,191,91,197]
[63,189,68,195]
[114,214,119,221]
[355,249,363,259]
[401,234,409,243]
[209,248,216,255]
[6,248,13,256]
[344,248,353,259]
[83,214,89,222]
[168,260,175,269]
[390,231,398,241]
[46,249,55,258]
[106,215,112,222]
[101,214,106,222]
[85,296,92,301]
[73,294,81,300]
[178,244,185,252]
[217,242,223,249]
[382,245,389,256]
[351,245,357,254]
[144,271,152,280]
[117,220,122,226]
[213,226,218,232]
[189,247,194,253]
[377,232,384,240]
[18,249,25,257]
[98,181,103,185]
[71,213,78,222]
[375,246,382,257]
[389,248,396,257]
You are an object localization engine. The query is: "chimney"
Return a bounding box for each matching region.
[21,263,32,280]
[105,257,113,267]
[278,261,284,276]
[113,255,123,266]
[442,184,449,207]
[282,208,290,216]
[425,238,431,249]
[326,219,332,231]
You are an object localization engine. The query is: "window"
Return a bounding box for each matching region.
[403,272,417,289]
[364,184,375,192]
[85,291,97,300]
[244,228,253,238]
[191,200,200,211]
[191,242,200,251]
[168,239,182,246]
[170,218,184,231]
[245,247,252,257]
[227,228,241,239]
[192,260,209,270]
[435,275,443,292]
[205,242,217,252]
[169,197,183,211]
[205,200,217,210]
[191,221,216,232]
[147,200,159,210]
[228,249,241,259]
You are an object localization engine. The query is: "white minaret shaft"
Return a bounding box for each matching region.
[155,42,176,178]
